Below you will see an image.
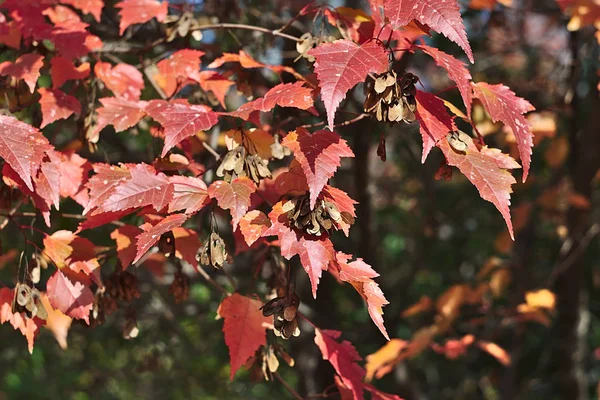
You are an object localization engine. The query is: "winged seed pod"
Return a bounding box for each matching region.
[283,195,352,237]
[216,145,271,185]
[364,71,419,123]
[12,283,47,320]
[197,232,228,269]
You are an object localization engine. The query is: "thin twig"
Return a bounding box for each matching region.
[274,372,304,400]
[202,141,221,160]
[197,265,231,296]
[191,23,301,42]
[299,113,369,129]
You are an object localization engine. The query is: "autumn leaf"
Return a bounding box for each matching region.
[134,213,189,263]
[59,0,104,21]
[226,82,314,121]
[333,252,389,340]
[308,39,389,129]
[0,114,52,192]
[315,329,366,400]
[155,49,204,98]
[168,175,210,214]
[196,71,234,108]
[239,210,271,247]
[365,339,408,381]
[415,90,456,163]
[0,288,43,353]
[384,0,474,63]
[116,0,168,35]
[320,185,357,236]
[472,82,535,181]
[34,153,62,210]
[282,128,354,209]
[43,230,101,285]
[225,128,274,160]
[208,50,265,69]
[217,294,272,380]
[172,227,202,268]
[0,52,44,93]
[437,134,518,239]
[416,44,473,116]
[477,340,511,366]
[50,56,90,88]
[94,163,173,214]
[39,88,81,128]
[94,97,147,138]
[110,225,143,268]
[2,163,51,226]
[208,177,256,230]
[145,99,219,157]
[46,270,94,324]
[41,293,72,350]
[94,61,144,101]
[83,163,132,215]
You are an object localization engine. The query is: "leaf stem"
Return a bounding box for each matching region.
[191,23,301,43]
[274,372,304,400]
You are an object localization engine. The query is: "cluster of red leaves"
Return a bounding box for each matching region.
[0,0,536,398]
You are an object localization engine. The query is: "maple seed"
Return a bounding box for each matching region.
[261,292,301,340]
[198,232,228,269]
[12,283,47,320]
[447,131,471,153]
[216,144,272,185]
[285,194,351,237]
[364,71,418,124]
[169,271,190,304]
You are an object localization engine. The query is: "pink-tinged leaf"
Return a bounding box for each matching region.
[94,164,173,214]
[94,97,147,138]
[217,294,272,380]
[43,5,84,26]
[417,44,472,116]
[34,155,61,210]
[0,288,43,353]
[208,51,264,69]
[208,177,256,230]
[46,270,94,324]
[57,151,91,207]
[384,0,473,63]
[0,52,44,93]
[2,164,51,226]
[0,20,21,50]
[282,128,354,209]
[116,0,168,35]
[438,134,518,239]
[196,71,234,108]
[264,201,336,297]
[415,90,456,163]
[0,114,52,191]
[315,329,366,400]
[38,88,81,128]
[77,210,134,231]
[43,230,101,285]
[40,293,72,350]
[145,99,219,157]
[167,175,210,214]
[156,49,204,98]
[51,56,90,88]
[472,82,535,181]
[59,0,104,21]
[239,210,271,247]
[227,82,314,120]
[94,61,144,101]
[84,163,132,214]
[320,185,357,236]
[274,159,309,195]
[308,40,389,129]
[134,213,189,263]
[110,225,142,268]
[172,227,202,268]
[333,252,389,340]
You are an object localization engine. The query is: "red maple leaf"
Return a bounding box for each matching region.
[196,71,234,108]
[282,128,354,209]
[0,114,52,192]
[156,49,204,98]
[308,39,389,129]
[50,56,90,88]
[472,82,535,181]
[43,5,84,26]
[57,151,91,207]
[34,153,62,210]
[43,230,102,286]
[273,159,309,195]
[116,0,168,35]
[168,175,210,214]
[94,97,147,139]
[145,99,219,157]
[415,90,456,163]
[94,61,144,101]
[47,270,94,324]
[0,288,43,353]
[264,201,336,297]
[0,20,21,49]
[208,50,264,69]
[320,185,357,237]
[384,0,474,63]
[110,225,142,269]
[83,163,132,214]
[93,164,173,214]
[333,253,389,340]
[172,227,202,268]
[2,163,51,226]
[226,82,314,120]
[59,0,104,21]
[239,210,271,247]
[134,213,189,263]
[437,133,519,239]
[315,329,366,400]
[416,44,473,116]
[217,294,272,380]
[208,177,256,230]
[0,52,44,93]
[38,88,81,128]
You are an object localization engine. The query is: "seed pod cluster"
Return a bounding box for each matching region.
[364,70,418,123]
[261,292,300,340]
[246,344,295,381]
[216,145,271,185]
[12,283,47,320]
[283,195,353,237]
[169,270,190,304]
[197,232,228,269]
[105,271,141,303]
[296,33,336,62]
